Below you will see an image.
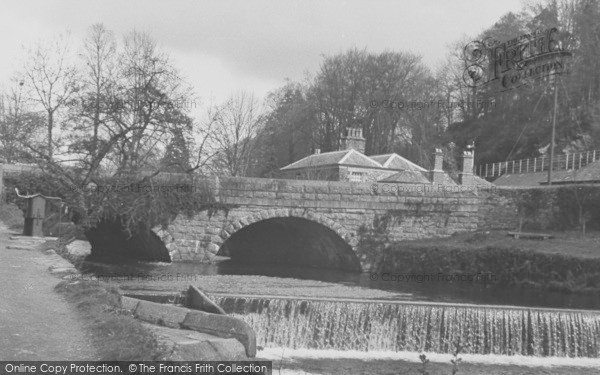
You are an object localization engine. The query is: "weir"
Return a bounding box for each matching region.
[212,294,600,358]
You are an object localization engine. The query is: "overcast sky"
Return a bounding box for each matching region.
[0,0,525,113]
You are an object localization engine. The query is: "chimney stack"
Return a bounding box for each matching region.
[340,127,366,153]
[459,143,475,185]
[430,148,445,184]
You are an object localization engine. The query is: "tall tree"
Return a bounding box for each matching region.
[21,34,79,160]
[11,27,197,230]
[161,126,192,172]
[253,81,315,177]
[0,82,43,163]
[109,30,192,175]
[209,91,264,176]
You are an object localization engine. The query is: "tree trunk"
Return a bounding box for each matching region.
[47,111,53,159]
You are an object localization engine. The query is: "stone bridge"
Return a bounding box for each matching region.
[151,177,506,272]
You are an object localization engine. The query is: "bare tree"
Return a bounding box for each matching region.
[81,24,117,161]
[185,107,219,174]
[21,34,79,160]
[0,81,43,163]
[210,91,264,176]
[12,27,198,229]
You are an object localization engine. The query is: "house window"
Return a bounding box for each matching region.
[349,171,363,182]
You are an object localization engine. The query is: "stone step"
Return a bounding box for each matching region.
[10,236,49,241]
[6,245,35,251]
[9,241,46,246]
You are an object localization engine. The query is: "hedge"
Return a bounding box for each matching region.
[509,185,600,232]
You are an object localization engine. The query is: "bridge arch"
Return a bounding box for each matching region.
[216,209,361,271]
[219,209,357,247]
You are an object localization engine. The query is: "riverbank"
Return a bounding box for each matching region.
[47,236,256,361]
[54,279,171,360]
[369,230,600,296]
[396,230,600,258]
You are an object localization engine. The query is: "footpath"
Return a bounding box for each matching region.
[0,222,97,360]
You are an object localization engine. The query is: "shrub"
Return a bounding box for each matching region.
[0,202,24,230]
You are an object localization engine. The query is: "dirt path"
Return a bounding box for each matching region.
[0,223,97,360]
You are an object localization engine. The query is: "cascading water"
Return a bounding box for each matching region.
[212,295,600,357]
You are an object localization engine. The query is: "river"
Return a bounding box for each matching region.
[79,258,600,310]
[76,255,600,374]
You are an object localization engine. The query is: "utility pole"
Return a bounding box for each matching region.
[548,79,558,185]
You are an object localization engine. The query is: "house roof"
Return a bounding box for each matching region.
[493,160,600,186]
[378,169,461,185]
[433,172,459,186]
[280,147,467,186]
[463,175,494,186]
[493,172,547,186]
[379,170,432,184]
[280,149,383,170]
[369,153,427,172]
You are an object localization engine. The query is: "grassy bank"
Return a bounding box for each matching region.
[55,279,170,360]
[399,230,600,259]
[373,231,600,295]
[0,203,24,230]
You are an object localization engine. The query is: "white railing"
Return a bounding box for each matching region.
[476,150,600,178]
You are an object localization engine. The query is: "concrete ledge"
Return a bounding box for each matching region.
[134,300,190,328]
[121,296,140,312]
[188,285,226,315]
[182,311,256,357]
[143,323,248,361]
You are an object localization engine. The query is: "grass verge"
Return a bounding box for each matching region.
[55,279,171,360]
[0,202,24,230]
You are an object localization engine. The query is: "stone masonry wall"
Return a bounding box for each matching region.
[476,189,520,230]
[153,177,490,270]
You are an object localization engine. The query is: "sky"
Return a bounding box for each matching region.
[0,0,526,115]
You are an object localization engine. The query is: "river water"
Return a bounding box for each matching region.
[80,259,600,310]
[77,256,600,373]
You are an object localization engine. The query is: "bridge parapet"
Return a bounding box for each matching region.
[215,176,481,208]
